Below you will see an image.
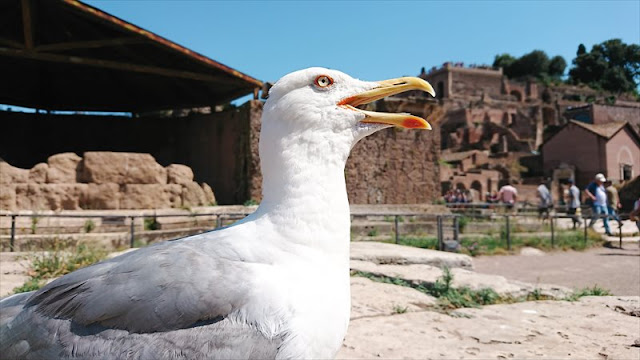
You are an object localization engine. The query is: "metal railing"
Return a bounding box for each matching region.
[2,209,631,252]
[4,211,252,251]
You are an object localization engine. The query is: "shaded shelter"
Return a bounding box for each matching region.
[1,0,264,204]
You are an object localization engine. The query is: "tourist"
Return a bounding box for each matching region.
[566,178,581,229]
[630,196,640,233]
[585,173,612,236]
[497,180,518,211]
[537,178,553,220]
[605,180,622,228]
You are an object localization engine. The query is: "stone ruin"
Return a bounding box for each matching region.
[0,152,216,211]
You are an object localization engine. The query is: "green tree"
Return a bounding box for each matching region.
[569,39,640,93]
[508,50,550,78]
[493,53,516,70]
[548,56,567,77]
[577,43,586,56]
[494,50,563,80]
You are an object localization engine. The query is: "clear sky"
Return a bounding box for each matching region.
[90,1,639,93]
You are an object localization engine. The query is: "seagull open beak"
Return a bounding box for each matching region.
[338,77,436,129]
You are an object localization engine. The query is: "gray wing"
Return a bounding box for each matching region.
[1,232,282,359]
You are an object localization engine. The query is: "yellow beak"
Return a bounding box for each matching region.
[338,77,436,129]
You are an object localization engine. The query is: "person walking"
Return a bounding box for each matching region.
[537,178,552,220]
[498,180,518,211]
[585,173,612,236]
[605,180,622,229]
[566,178,581,229]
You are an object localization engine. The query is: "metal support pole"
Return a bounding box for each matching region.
[394,215,399,244]
[130,216,135,248]
[436,215,443,251]
[453,216,459,242]
[550,216,555,248]
[583,218,588,245]
[619,222,623,249]
[505,215,511,251]
[10,215,16,252]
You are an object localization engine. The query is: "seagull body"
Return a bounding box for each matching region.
[0,68,434,359]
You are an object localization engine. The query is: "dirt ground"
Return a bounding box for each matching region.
[474,245,640,296]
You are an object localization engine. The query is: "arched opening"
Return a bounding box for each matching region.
[455,183,466,190]
[471,180,482,193]
[437,81,444,99]
[510,90,523,102]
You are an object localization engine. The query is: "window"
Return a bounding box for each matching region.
[622,164,633,181]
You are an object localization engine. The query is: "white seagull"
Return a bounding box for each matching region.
[0,67,434,359]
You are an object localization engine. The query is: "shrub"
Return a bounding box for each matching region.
[83,219,96,233]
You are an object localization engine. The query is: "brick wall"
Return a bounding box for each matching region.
[592,104,640,133]
[224,100,442,205]
[605,127,640,183]
[542,123,607,188]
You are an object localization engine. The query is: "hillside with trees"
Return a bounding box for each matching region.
[494,39,639,97]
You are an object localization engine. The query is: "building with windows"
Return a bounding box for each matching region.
[541,121,639,188]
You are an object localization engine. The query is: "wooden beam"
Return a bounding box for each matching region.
[0,48,239,84]
[0,38,24,49]
[35,38,145,52]
[21,0,33,50]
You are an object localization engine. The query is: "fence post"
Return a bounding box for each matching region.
[130,216,135,248]
[505,215,511,251]
[216,215,222,229]
[583,217,587,245]
[453,216,459,242]
[619,221,623,249]
[10,215,16,252]
[394,215,399,244]
[550,215,555,248]
[436,215,443,251]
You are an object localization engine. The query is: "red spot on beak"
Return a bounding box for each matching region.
[402,118,425,129]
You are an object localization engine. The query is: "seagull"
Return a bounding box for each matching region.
[0,67,434,359]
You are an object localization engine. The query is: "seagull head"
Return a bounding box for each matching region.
[263,67,435,148]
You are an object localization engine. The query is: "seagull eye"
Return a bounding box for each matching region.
[314,75,334,88]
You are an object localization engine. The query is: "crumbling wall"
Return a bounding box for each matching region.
[0,101,263,205]
[0,152,215,211]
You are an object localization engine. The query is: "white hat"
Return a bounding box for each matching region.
[595,173,606,182]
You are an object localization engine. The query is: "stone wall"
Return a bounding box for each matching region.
[592,104,640,133]
[0,152,215,211]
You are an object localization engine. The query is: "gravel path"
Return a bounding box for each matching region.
[473,245,640,296]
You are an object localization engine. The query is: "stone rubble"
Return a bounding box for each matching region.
[0,152,216,211]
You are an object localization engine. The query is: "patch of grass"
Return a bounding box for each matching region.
[13,278,45,293]
[565,285,612,301]
[243,199,259,206]
[83,219,96,233]
[392,236,438,249]
[353,267,503,310]
[393,305,408,314]
[30,216,39,234]
[457,216,469,233]
[13,244,107,294]
[367,228,379,237]
[143,217,159,231]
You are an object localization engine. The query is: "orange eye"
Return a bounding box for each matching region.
[314,75,334,88]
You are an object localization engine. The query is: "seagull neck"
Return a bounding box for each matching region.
[256,134,352,252]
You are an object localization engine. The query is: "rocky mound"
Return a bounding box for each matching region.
[0,152,215,211]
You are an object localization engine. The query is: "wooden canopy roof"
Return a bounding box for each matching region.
[0,0,263,112]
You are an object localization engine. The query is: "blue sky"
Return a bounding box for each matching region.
[88,0,639,88]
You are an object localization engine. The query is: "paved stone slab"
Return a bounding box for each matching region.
[351,260,570,299]
[339,296,640,359]
[350,277,436,319]
[350,241,473,270]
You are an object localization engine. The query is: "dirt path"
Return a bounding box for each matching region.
[473,246,640,296]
